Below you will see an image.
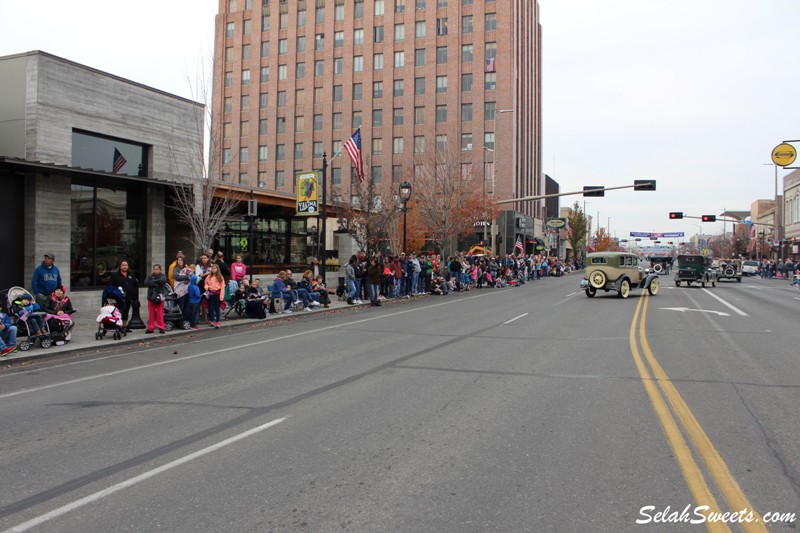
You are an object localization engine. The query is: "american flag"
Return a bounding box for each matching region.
[113,148,127,174]
[343,127,364,182]
[566,220,573,237]
[514,236,524,254]
[486,57,495,72]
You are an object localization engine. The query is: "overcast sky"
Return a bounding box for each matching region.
[3,0,799,240]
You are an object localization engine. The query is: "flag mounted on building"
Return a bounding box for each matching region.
[566,220,573,237]
[343,127,365,182]
[486,57,495,72]
[112,148,127,174]
[514,236,524,254]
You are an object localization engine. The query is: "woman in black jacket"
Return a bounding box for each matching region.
[109,260,138,331]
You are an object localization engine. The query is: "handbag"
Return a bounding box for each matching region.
[149,293,163,304]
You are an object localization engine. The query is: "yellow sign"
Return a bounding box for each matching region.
[771,143,797,167]
[295,171,319,216]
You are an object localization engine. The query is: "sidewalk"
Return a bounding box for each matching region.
[0,294,373,365]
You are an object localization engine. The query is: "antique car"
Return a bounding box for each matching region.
[580,252,660,298]
[674,254,717,287]
[716,259,742,283]
[645,256,674,275]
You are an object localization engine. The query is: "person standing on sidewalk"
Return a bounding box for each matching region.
[205,264,225,328]
[0,310,18,356]
[144,264,168,334]
[367,258,382,306]
[110,260,138,332]
[32,252,62,310]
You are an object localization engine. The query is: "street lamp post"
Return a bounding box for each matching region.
[490,108,514,257]
[399,181,412,253]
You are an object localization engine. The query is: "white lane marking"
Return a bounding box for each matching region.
[503,313,529,325]
[660,307,730,317]
[3,417,286,533]
[700,288,748,316]
[0,292,494,397]
[565,292,577,298]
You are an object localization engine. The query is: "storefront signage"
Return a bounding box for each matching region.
[295,171,319,216]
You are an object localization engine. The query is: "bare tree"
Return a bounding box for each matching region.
[166,55,243,254]
[332,157,402,256]
[408,130,491,255]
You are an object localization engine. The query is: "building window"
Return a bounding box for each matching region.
[297,35,306,52]
[414,77,425,95]
[461,103,472,122]
[437,0,447,6]
[373,81,383,98]
[314,114,323,131]
[279,38,288,54]
[277,116,286,133]
[277,90,286,106]
[297,8,306,26]
[485,101,496,119]
[277,169,285,187]
[294,143,304,159]
[226,22,235,38]
[461,44,473,62]
[485,41,497,60]
[436,134,447,152]
[313,141,323,158]
[394,23,405,40]
[372,109,383,127]
[393,165,403,182]
[374,25,384,42]
[224,97,233,113]
[333,112,343,129]
[223,148,232,163]
[334,57,344,74]
[393,108,404,125]
[393,137,404,154]
[278,64,288,80]
[354,55,364,71]
[416,0,426,9]
[276,144,285,160]
[241,120,250,137]
[353,83,363,100]
[242,94,251,110]
[259,145,268,160]
[462,15,473,33]
[259,119,268,135]
[242,69,251,84]
[484,132,494,151]
[334,31,344,48]
[436,17,448,35]
[351,111,362,128]
[375,0,385,15]
[372,137,383,155]
[436,75,447,93]
[240,172,250,186]
[462,0,473,4]
[415,48,426,66]
[335,3,344,20]
[225,46,234,62]
[354,28,364,45]
[393,79,404,96]
[295,62,305,78]
[258,172,267,188]
[279,12,288,28]
[244,19,252,34]
[461,133,473,151]
[295,88,304,104]
[314,60,324,76]
[414,136,425,153]
[485,12,497,31]
[415,20,426,38]
[223,122,232,138]
[260,66,269,82]
[314,87,324,103]
[372,167,383,184]
[295,115,305,132]
[225,71,233,87]
[70,183,144,289]
[394,51,405,68]
[373,53,384,70]
[332,167,342,185]
[485,72,496,90]
[395,0,405,12]
[315,33,324,50]
[354,0,364,18]
[462,73,473,91]
[262,14,270,30]
[436,105,447,123]
[414,106,424,124]
[436,46,448,64]
[333,85,343,102]
[240,147,249,163]
[315,4,325,23]
[261,40,269,55]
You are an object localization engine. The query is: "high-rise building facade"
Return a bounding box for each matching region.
[212,0,542,256]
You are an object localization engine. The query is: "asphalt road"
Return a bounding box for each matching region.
[0,274,798,532]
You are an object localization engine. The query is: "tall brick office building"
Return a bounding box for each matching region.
[211,0,543,259]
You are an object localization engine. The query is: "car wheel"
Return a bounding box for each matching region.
[648,278,660,295]
[724,267,735,277]
[619,279,631,299]
[675,280,681,287]
[589,270,607,289]
[653,263,663,274]
[585,287,596,298]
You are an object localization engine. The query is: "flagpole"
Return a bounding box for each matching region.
[320,152,328,286]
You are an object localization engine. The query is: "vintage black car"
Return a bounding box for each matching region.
[674,254,717,287]
[580,252,660,298]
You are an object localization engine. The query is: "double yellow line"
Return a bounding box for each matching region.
[629,293,766,533]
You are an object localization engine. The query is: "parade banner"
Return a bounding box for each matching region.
[295,171,319,216]
[629,232,685,239]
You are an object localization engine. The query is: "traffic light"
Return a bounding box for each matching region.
[583,186,605,197]
[634,180,656,191]
[667,241,673,245]
[669,212,684,220]
[701,215,716,222]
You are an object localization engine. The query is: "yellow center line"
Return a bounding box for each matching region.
[639,293,767,532]
[628,294,729,533]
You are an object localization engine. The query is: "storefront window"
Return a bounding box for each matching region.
[71,183,144,288]
[213,216,309,267]
[72,130,147,176]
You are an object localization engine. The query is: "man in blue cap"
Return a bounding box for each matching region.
[32,252,63,309]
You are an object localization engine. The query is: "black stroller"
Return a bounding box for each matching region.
[97,286,127,341]
[163,285,190,331]
[2,286,52,351]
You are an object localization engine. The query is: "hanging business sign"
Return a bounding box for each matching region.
[546,218,566,229]
[295,171,319,216]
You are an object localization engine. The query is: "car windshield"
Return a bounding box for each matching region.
[678,255,705,265]
[743,261,757,266]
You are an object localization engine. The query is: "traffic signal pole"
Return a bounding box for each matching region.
[496,181,654,205]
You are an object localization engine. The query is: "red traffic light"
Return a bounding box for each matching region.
[669,212,684,219]
[701,215,716,222]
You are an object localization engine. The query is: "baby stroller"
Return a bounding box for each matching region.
[3,286,52,351]
[163,285,190,330]
[97,286,126,340]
